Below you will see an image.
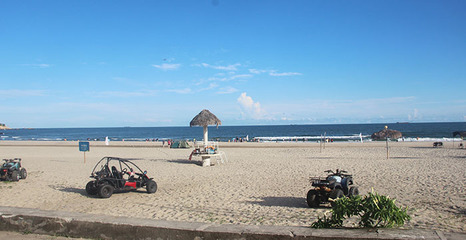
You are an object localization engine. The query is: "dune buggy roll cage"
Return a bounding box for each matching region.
[91,157,146,178]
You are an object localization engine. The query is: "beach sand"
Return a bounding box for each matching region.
[0,141,464,233]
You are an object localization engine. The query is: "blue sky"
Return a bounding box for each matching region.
[1,0,465,128]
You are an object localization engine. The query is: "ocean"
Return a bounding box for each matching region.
[0,122,465,142]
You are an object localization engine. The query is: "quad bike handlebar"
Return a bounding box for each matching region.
[324,169,351,177]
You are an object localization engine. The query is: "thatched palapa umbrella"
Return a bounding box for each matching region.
[371,128,402,141]
[371,126,402,159]
[190,109,222,146]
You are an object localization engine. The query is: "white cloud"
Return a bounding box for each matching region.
[249,68,302,77]
[98,90,157,97]
[0,89,46,98]
[199,83,219,91]
[217,86,238,94]
[237,92,267,119]
[22,64,51,68]
[152,63,181,70]
[249,69,268,74]
[269,71,302,76]
[408,108,420,121]
[230,74,253,80]
[200,63,241,71]
[166,88,192,94]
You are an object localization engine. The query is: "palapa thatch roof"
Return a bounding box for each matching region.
[371,128,402,140]
[190,109,222,127]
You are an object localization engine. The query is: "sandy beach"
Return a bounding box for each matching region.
[0,141,464,233]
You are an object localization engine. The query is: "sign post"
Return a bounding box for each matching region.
[79,141,90,163]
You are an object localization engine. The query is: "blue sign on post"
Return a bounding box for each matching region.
[79,141,90,152]
[79,141,89,164]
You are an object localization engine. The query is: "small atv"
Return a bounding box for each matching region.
[0,158,27,181]
[86,156,157,198]
[306,169,359,208]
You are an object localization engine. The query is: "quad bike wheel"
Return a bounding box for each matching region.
[20,168,27,179]
[11,170,20,181]
[86,181,98,195]
[146,180,157,193]
[329,188,344,208]
[98,184,114,198]
[349,186,359,197]
[306,189,320,208]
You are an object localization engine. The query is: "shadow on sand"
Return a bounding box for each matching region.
[247,196,315,209]
[50,185,90,197]
[167,159,202,166]
[50,185,148,198]
[390,157,421,159]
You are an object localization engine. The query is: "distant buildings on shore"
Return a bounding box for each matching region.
[0,123,10,130]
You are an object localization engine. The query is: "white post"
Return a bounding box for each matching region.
[203,125,208,147]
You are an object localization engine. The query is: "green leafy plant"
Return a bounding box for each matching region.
[311,190,410,228]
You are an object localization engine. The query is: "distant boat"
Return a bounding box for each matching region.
[396,122,409,124]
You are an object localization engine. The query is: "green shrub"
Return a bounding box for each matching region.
[311,190,410,228]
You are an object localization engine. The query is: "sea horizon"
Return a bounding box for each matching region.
[2,120,465,130]
[1,121,464,142]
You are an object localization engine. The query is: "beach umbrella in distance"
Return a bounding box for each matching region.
[453,131,466,139]
[190,109,222,146]
[371,128,402,141]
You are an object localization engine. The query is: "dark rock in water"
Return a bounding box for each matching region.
[371,129,402,140]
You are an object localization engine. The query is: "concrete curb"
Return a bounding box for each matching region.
[0,206,463,240]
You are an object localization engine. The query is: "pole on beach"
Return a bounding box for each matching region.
[323,132,327,149]
[320,134,323,153]
[385,126,389,159]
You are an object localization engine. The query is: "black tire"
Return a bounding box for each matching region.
[86,181,98,195]
[98,184,114,198]
[20,168,27,179]
[146,180,157,193]
[11,171,20,181]
[349,186,359,197]
[329,188,344,208]
[306,189,320,208]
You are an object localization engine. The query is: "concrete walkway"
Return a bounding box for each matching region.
[0,230,89,240]
[0,206,463,240]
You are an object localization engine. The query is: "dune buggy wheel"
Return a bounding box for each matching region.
[98,184,114,198]
[20,168,27,179]
[306,189,320,208]
[11,170,20,181]
[146,180,157,193]
[329,188,344,208]
[349,186,359,197]
[86,181,98,195]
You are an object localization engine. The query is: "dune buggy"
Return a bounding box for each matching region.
[86,156,157,198]
[1,158,27,181]
[306,169,359,208]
